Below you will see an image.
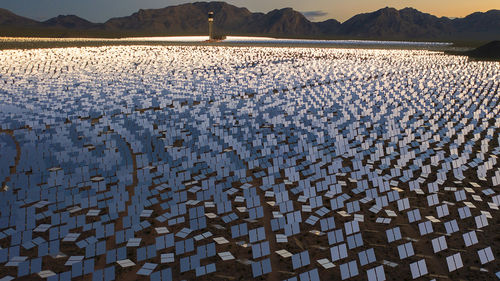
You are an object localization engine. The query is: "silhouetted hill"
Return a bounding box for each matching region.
[316,19,341,35]
[338,7,454,40]
[43,15,99,29]
[245,8,320,36]
[1,3,499,42]
[338,7,500,41]
[103,3,321,37]
[0,7,40,26]
[452,10,500,41]
[104,2,253,35]
[466,41,500,60]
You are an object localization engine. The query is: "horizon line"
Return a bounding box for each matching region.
[3,3,499,24]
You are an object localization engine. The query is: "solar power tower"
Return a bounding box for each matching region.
[208,12,214,41]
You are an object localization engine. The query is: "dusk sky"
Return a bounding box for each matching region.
[1,0,499,22]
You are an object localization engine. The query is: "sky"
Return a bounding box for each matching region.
[1,0,499,23]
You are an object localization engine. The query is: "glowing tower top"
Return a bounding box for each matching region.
[208,12,214,41]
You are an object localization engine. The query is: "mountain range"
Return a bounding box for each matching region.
[1,2,500,41]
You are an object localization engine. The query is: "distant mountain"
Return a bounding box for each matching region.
[243,8,320,36]
[316,19,341,35]
[338,7,454,40]
[43,15,99,29]
[103,3,322,37]
[1,2,499,42]
[0,7,39,27]
[104,2,253,35]
[452,10,500,41]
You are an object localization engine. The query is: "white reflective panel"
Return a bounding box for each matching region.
[477,247,495,264]
[446,253,463,272]
[317,258,335,269]
[1,43,499,280]
[431,236,447,253]
[475,214,489,229]
[367,265,386,281]
[463,231,479,247]
[418,221,433,236]
[410,259,428,279]
[397,242,414,259]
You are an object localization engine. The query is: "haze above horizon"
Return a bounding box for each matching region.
[1,0,499,23]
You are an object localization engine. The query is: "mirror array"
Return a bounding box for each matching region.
[0,45,499,281]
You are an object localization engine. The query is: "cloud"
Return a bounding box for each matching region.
[301,10,329,20]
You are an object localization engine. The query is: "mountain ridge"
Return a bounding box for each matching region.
[1,2,499,41]
[43,15,99,29]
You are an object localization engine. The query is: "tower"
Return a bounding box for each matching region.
[208,12,214,41]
